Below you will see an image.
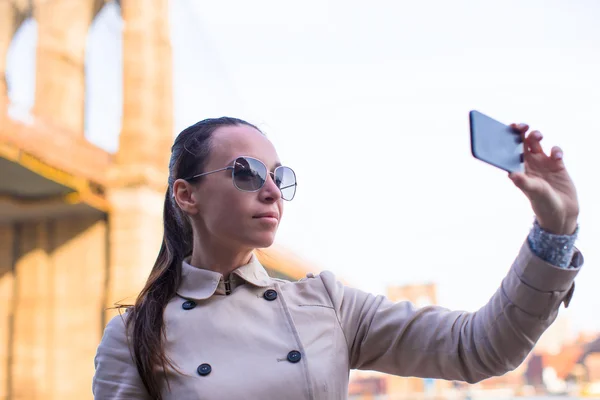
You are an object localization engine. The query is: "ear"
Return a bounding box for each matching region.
[173,178,200,215]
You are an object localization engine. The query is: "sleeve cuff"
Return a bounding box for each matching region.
[527,219,579,269]
[503,239,583,319]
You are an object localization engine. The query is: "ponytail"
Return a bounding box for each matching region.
[125,188,190,399]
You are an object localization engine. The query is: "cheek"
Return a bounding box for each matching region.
[205,193,251,231]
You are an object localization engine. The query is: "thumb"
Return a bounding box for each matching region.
[508,172,543,197]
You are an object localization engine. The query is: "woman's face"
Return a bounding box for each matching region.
[190,124,284,250]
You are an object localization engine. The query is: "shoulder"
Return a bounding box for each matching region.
[271,270,338,287]
[94,310,150,398]
[99,310,133,351]
[106,310,131,330]
[271,270,345,306]
[94,311,136,377]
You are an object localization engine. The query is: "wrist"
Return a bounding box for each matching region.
[537,217,578,236]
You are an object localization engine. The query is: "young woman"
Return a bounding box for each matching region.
[93,117,582,399]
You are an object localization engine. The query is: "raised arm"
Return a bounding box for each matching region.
[321,230,582,382]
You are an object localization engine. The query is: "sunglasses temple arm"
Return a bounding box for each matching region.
[190,166,233,180]
[279,184,297,190]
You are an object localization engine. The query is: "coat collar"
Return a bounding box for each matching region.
[177,253,272,300]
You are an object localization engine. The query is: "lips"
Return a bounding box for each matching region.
[253,212,279,220]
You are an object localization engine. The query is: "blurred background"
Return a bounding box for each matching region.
[0,0,598,399]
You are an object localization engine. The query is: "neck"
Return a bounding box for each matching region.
[189,237,253,277]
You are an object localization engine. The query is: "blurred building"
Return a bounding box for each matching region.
[535,314,573,355]
[523,331,600,397]
[0,1,311,399]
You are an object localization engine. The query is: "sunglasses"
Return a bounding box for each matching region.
[183,156,297,201]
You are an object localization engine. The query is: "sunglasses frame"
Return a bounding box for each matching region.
[183,156,297,201]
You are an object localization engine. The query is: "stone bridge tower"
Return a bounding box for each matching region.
[0,1,309,398]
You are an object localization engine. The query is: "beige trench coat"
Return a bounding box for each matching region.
[93,239,583,399]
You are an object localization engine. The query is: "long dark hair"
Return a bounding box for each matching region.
[123,117,260,399]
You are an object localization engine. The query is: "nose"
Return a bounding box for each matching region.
[259,173,282,203]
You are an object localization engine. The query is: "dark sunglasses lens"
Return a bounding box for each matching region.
[274,167,297,201]
[233,157,267,191]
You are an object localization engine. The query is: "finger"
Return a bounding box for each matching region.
[510,123,529,134]
[525,130,544,154]
[550,146,566,169]
[510,124,530,156]
[550,146,564,161]
[512,124,530,157]
[521,130,529,157]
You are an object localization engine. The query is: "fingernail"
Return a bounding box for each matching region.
[555,152,563,160]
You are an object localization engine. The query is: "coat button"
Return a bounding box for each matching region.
[287,350,302,363]
[197,363,212,376]
[263,289,278,301]
[182,300,197,310]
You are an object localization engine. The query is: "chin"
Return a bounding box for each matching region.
[247,232,277,249]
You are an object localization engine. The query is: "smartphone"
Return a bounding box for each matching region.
[469,110,524,173]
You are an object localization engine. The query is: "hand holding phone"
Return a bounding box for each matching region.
[469,110,579,235]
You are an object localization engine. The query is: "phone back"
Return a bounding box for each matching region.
[470,110,524,173]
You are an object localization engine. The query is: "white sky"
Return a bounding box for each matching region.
[6,0,600,334]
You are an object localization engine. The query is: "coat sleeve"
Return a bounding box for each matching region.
[92,313,151,399]
[319,239,583,383]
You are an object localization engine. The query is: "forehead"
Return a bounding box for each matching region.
[208,124,280,168]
